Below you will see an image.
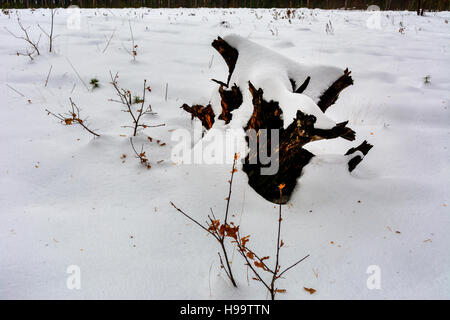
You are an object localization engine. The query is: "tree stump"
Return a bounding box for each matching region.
[181,35,373,204]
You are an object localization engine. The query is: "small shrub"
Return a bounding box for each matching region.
[90,78,99,89]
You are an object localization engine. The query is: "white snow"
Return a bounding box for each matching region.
[224,33,342,129]
[0,8,449,300]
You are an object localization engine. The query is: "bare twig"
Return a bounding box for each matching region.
[129,137,151,169]
[170,155,309,296]
[170,154,241,288]
[277,254,310,279]
[16,48,36,61]
[123,20,137,61]
[45,65,52,87]
[234,184,309,300]
[6,84,25,97]
[235,235,272,292]
[66,57,89,92]
[102,28,116,54]
[37,8,56,53]
[224,153,237,224]
[165,83,168,102]
[170,201,213,235]
[4,14,41,56]
[208,54,214,69]
[45,98,100,137]
[110,71,163,136]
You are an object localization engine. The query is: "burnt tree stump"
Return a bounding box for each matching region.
[181,36,373,204]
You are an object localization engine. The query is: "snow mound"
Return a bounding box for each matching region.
[223,34,346,130]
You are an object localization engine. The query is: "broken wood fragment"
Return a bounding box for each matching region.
[313,120,355,141]
[345,140,373,172]
[181,103,215,130]
[243,84,356,203]
[290,76,311,94]
[317,68,353,113]
[212,36,239,87]
[245,81,284,132]
[218,84,243,124]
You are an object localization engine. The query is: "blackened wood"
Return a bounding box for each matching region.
[317,68,353,113]
[345,140,373,172]
[181,103,215,129]
[181,37,371,204]
[295,76,311,94]
[211,36,239,87]
[218,84,243,124]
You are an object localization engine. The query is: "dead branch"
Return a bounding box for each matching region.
[290,76,311,94]
[45,98,100,137]
[121,20,137,61]
[102,28,116,54]
[4,14,41,56]
[345,140,373,172]
[109,71,164,136]
[45,65,52,87]
[129,137,151,169]
[212,36,239,87]
[6,84,25,97]
[170,154,241,288]
[181,103,215,130]
[234,184,310,300]
[317,68,353,113]
[66,57,90,92]
[37,8,57,53]
[218,84,243,124]
[16,48,36,61]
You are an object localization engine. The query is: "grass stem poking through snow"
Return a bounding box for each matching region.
[121,20,137,61]
[66,57,90,92]
[45,98,100,137]
[102,28,116,54]
[165,83,168,102]
[6,84,25,97]
[45,65,52,87]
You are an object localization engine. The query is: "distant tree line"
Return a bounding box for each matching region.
[1,0,449,11]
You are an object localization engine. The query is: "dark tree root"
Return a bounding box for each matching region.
[317,68,353,113]
[180,83,243,128]
[211,36,239,88]
[181,103,215,130]
[345,140,374,172]
[180,37,372,204]
[218,84,243,124]
[243,83,356,203]
[290,76,311,94]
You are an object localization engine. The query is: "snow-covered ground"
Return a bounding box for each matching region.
[0,8,449,299]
